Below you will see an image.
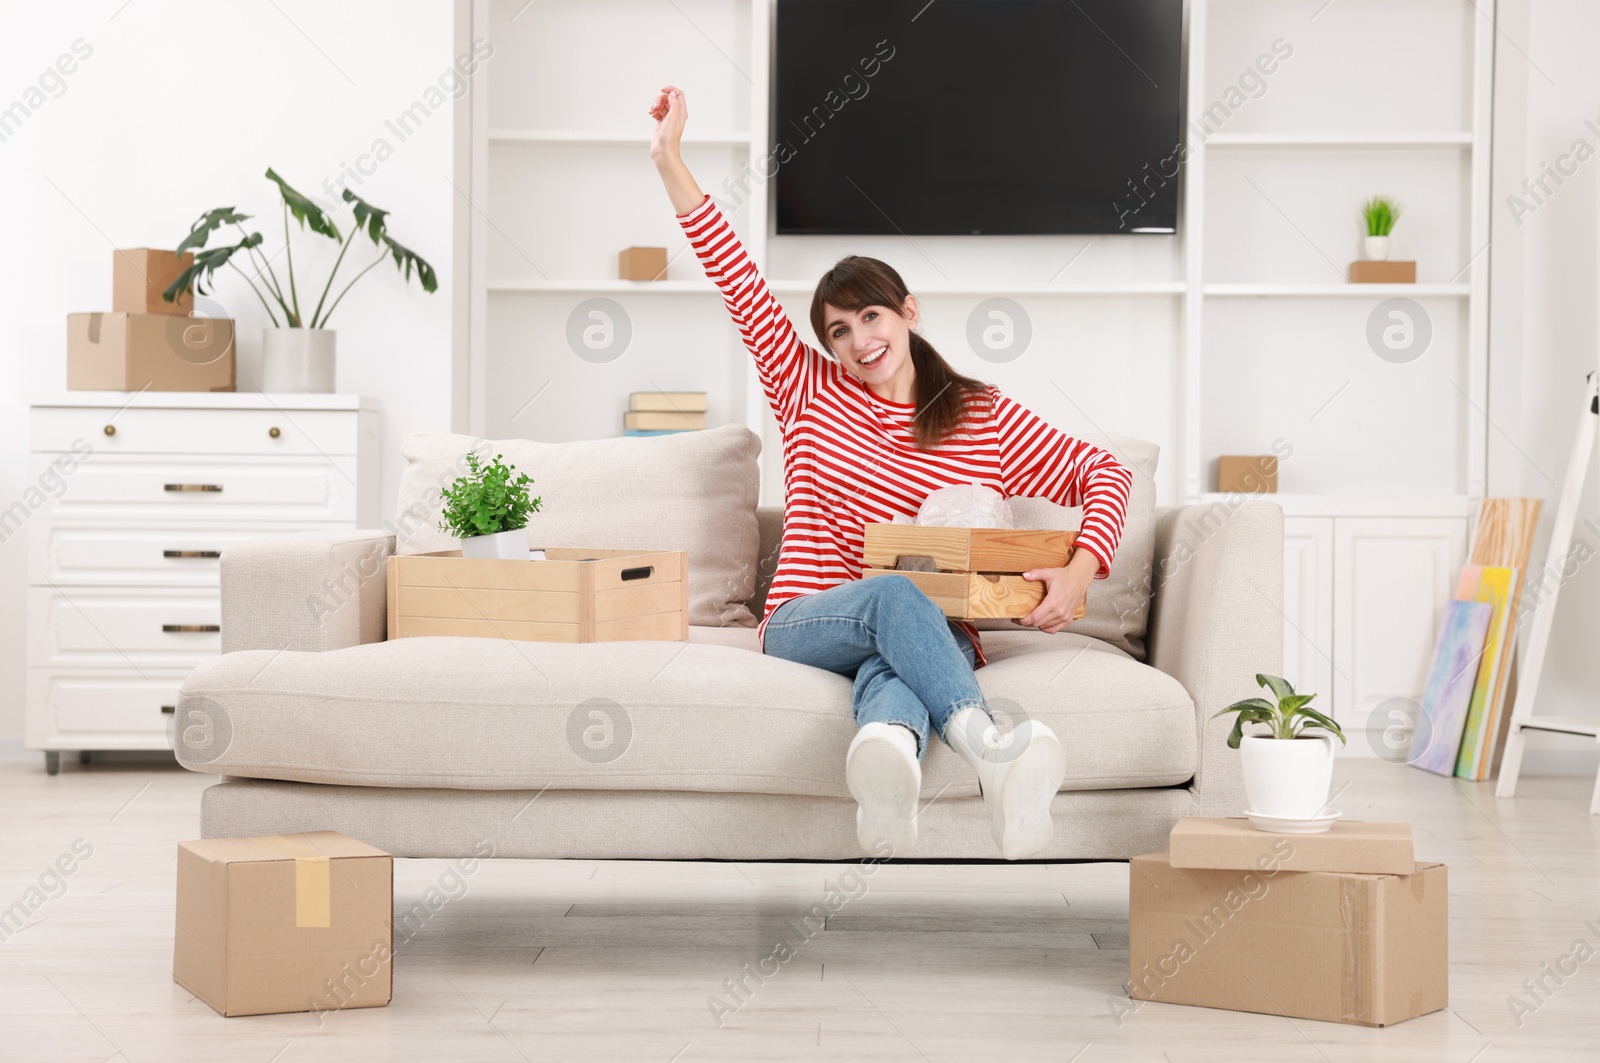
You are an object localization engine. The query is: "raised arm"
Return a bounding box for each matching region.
[991,388,1134,580]
[648,86,834,431]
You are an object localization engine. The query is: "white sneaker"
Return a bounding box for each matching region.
[945,706,1067,859]
[845,722,921,855]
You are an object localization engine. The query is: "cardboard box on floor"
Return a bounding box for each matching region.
[1169,818,1415,875]
[1128,853,1447,1026]
[67,311,235,391]
[174,831,393,1018]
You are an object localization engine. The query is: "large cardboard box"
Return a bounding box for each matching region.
[860,524,1086,621]
[1168,818,1415,876]
[386,548,689,643]
[67,312,235,392]
[174,831,393,1018]
[113,248,194,315]
[1128,852,1447,1026]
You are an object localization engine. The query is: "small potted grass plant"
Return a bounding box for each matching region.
[1213,674,1347,828]
[1361,195,1403,261]
[438,452,541,559]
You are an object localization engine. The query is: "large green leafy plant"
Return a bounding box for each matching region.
[437,452,541,539]
[1212,673,1346,749]
[163,167,437,328]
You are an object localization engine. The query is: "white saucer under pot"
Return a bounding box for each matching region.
[1244,809,1343,834]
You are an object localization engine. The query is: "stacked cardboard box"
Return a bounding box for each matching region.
[67,249,236,391]
[625,391,706,436]
[1128,818,1447,1027]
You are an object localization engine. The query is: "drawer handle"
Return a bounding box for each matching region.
[162,624,220,633]
[164,484,223,493]
[621,566,654,581]
[160,705,175,714]
[163,549,222,559]
[103,424,116,436]
[269,426,281,438]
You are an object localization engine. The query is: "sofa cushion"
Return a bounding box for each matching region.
[977,431,1159,661]
[177,628,1197,798]
[395,425,762,628]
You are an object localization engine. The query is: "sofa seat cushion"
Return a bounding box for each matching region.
[177,630,1197,798]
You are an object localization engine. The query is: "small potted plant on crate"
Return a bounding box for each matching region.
[1213,674,1347,832]
[438,452,541,559]
[1360,195,1403,261]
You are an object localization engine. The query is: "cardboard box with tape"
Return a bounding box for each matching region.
[173,831,393,1018]
[67,311,235,392]
[1127,848,1447,1026]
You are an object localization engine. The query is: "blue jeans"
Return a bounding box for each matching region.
[763,575,991,761]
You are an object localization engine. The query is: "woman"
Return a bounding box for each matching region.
[647,85,1133,860]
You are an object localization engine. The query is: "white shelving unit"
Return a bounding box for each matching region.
[457,0,1493,502]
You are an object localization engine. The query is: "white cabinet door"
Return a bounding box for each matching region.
[1282,517,1334,706]
[1333,517,1468,736]
[27,586,222,669]
[30,453,359,522]
[25,669,188,748]
[28,520,337,586]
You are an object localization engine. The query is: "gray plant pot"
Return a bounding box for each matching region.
[262,328,336,392]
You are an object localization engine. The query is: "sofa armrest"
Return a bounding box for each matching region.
[220,530,396,653]
[1147,501,1284,818]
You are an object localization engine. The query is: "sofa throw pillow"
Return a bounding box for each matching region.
[395,425,763,628]
[975,432,1159,661]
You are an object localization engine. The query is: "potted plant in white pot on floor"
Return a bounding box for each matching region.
[1360,195,1403,261]
[163,168,437,392]
[1214,674,1347,833]
[438,451,542,559]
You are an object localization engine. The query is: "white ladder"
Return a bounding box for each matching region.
[1495,371,1600,811]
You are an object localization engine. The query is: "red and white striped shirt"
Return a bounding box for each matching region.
[677,194,1133,668]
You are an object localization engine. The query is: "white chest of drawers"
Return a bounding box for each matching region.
[23,392,381,773]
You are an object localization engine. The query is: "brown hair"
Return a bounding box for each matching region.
[808,255,991,451]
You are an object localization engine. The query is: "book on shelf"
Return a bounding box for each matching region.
[624,410,704,431]
[624,428,690,437]
[628,391,708,413]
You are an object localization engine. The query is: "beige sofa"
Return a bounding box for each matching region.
[175,427,1283,861]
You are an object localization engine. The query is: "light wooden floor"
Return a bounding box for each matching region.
[2,757,1597,1062]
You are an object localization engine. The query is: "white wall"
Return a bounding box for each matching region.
[1489,0,1600,774]
[0,0,462,743]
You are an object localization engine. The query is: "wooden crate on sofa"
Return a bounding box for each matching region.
[385,548,688,643]
[860,525,1085,621]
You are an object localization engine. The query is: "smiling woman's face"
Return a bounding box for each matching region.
[823,297,918,385]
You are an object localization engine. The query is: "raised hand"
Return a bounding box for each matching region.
[647,85,687,164]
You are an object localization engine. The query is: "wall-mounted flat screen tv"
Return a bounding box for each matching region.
[773,0,1185,235]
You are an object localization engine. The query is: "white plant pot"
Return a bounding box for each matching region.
[1239,734,1338,819]
[1362,235,1391,261]
[459,527,530,559]
[262,328,336,393]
